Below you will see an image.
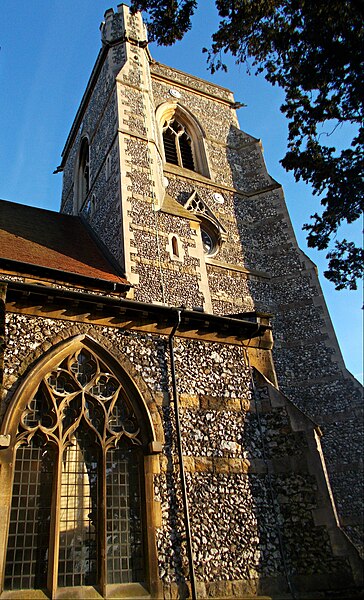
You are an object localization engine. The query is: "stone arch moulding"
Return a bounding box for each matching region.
[0,333,163,598]
[1,333,162,448]
[156,100,211,178]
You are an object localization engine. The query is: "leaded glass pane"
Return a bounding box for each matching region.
[22,383,56,429]
[85,394,105,435]
[109,395,138,434]
[58,427,99,587]
[5,439,54,590]
[62,393,82,434]
[70,350,97,387]
[91,374,119,400]
[48,370,77,396]
[106,445,144,584]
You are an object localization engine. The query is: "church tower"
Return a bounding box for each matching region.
[60,5,214,313]
[0,5,362,600]
[59,4,363,549]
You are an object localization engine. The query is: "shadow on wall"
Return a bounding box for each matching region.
[160,332,361,598]
[156,337,287,596]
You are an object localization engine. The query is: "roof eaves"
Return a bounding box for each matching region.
[4,281,272,344]
[0,257,130,293]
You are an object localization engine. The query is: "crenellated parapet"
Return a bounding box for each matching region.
[101,3,147,46]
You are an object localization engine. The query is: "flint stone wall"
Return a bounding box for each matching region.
[1,312,355,595]
[57,10,363,571]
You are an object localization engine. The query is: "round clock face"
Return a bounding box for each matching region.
[169,88,181,99]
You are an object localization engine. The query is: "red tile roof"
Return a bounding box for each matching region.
[0,199,129,288]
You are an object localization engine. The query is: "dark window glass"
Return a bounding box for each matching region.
[179,132,194,170]
[106,444,144,584]
[163,127,178,165]
[5,438,54,590]
[171,236,179,257]
[162,119,195,171]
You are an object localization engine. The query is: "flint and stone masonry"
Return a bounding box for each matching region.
[0,4,362,599]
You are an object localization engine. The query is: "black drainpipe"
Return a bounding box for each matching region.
[168,310,198,600]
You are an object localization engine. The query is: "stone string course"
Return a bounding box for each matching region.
[151,62,234,104]
[131,39,363,548]
[152,79,236,146]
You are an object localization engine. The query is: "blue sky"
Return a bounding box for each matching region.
[0,1,362,382]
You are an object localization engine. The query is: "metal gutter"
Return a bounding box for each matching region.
[3,281,271,340]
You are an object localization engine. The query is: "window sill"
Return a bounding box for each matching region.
[163,163,211,184]
[1,583,151,600]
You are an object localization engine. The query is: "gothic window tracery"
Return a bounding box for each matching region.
[4,347,144,593]
[156,102,210,177]
[162,118,195,171]
[184,191,227,256]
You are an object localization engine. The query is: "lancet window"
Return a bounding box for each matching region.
[162,118,195,171]
[4,348,145,593]
[75,137,90,213]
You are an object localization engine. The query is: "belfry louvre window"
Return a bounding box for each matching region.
[4,348,145,593]
[162,118,195,171]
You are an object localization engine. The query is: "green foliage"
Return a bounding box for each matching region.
[131,0,364,289]
[130,0,197,44]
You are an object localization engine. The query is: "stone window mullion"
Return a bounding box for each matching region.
[47,443,62,598]
[175,130,184,168]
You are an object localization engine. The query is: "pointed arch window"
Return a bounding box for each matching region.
[157,103,210,177]
[162,119,195,171]
[4,347,146,594]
